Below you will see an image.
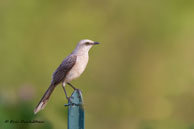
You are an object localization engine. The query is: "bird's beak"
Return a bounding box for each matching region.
[93,42,100,45]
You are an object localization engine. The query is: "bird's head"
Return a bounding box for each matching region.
[74,39,100,54]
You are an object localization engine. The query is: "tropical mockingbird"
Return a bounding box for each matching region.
[34,39,99,114]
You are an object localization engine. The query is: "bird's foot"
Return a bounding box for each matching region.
[64,98,78,106]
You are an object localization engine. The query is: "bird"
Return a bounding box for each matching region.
[34,39,100,114]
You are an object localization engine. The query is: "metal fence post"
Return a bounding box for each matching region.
[65,89,84,129]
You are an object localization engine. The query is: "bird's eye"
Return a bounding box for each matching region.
[85,42,90,45]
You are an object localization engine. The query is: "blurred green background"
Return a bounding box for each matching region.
[1,0,194,129]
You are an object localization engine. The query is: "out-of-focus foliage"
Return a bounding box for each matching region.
[1,0,194,129]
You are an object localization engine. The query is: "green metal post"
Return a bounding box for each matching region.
[65,89,84,129]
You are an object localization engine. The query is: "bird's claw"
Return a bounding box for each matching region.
[64,97,74,106]
[64,103,81,106]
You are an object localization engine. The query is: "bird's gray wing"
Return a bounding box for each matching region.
[51,55,77,86]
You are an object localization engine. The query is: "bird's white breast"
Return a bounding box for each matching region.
[65,54,89,82]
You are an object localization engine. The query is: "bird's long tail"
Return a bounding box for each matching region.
[34,84,56,114]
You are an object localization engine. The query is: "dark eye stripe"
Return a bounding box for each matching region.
[85,42,91,45]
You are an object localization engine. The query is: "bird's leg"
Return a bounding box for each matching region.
[62,84,69,100]
[67,82,77,90]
